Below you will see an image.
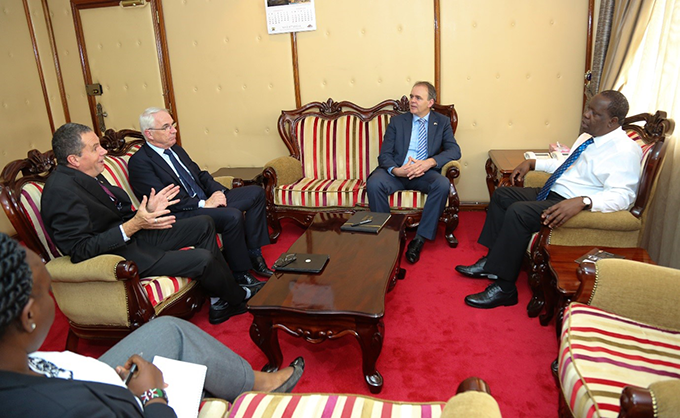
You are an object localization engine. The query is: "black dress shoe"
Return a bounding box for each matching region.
[405,239,424,264]
[251,255,274,277]
[243,281,265,300]
[465,283,518,309]
[272,357,305,393]
[235,271,263,288]
[455,256,497,279]
[209,300,248,324]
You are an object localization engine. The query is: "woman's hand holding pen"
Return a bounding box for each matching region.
[116,354,167,398]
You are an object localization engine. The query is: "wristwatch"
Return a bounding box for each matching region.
[582,196,592,211]
[139,388,168,406]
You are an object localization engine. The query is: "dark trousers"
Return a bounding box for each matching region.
[175,185,270,272]
[366,168,450,240]
[134,215,246,305]
[480,187,565,283]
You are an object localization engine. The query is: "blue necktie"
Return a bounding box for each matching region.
[536,137,594,201]
[416,118,428,161]
[163,149,207,200]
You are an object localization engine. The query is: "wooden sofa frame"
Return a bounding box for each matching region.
[264,96,461,246]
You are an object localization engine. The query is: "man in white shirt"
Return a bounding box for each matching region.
[455,90,641,309]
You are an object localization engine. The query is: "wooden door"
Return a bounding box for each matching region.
[71,0,179,141]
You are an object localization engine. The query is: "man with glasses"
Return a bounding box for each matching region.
[129,108,272,292]
[41,123,254,325]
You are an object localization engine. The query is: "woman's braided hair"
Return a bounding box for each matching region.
[0,233,32,338]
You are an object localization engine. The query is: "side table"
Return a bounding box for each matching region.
[485,149,545,199]
[540,244,654,337]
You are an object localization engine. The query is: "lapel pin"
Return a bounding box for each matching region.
[434,122,438,125]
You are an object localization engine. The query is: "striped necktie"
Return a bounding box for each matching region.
[416,118,428,161]
[536,137,595,201]
[164,149,207,200]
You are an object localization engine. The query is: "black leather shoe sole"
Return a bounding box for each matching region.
[209,301,248,324]
[454,265,498,280]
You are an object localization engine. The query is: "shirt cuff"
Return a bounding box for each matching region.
[198,199,205,208]
[387,167,395,176]
[119,225,130,242]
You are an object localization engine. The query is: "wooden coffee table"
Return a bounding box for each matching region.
[540,244,654,336]
[247,213,407,393]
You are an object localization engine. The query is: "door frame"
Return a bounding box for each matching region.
[71,0,180,143]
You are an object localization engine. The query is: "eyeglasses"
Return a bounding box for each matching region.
[147,122,177,131]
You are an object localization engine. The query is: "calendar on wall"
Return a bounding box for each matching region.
[265,0,317,35]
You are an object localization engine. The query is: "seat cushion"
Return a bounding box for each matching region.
[559,302,680,418]
[274,178,429,210]
[227,392,445,418]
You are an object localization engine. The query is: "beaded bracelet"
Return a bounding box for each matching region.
[139,388,168,406]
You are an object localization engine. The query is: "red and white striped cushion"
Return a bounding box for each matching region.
[273,179,429,210]
[228,392,445,418]
[559,303,680,417]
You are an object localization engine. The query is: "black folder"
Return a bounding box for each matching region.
[340,212,391,234]
[273,252,330,273]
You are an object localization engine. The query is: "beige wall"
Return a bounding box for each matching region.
[0,0,589,235]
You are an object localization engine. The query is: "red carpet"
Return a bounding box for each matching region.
[40,211,559,416]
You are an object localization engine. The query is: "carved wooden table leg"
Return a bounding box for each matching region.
[355,319,384,393]
[249,313,283,372]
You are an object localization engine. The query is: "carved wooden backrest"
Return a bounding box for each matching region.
[621,111,675,218]
[277,96,458,181]
[0,129,146,262]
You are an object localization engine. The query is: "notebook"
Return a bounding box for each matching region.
[273,252,330,273]
[152,355,207,418]
[340,212,391,234]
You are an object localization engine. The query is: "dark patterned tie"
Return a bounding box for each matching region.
[536,137,594,201]
[163,149,207,200]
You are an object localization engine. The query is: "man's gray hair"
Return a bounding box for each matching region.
[139,107,168,140]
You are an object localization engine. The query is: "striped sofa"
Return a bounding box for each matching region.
[524,111,675,321]
[0,129,205,351]
[263,97,461,247]
[558,259,680,418]
[222,377,501,418]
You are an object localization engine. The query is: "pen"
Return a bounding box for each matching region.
[351,219,371,227]
[124,352,143,386]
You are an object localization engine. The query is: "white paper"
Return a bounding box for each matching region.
[153,355,207,418]
[265,0,317,35]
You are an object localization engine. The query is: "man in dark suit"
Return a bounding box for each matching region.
[366,81,461,263]
[128,108,272,290]
[41,123,257,324]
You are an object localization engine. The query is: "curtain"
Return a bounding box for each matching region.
[615,0,680,268]
[587,0,615,99]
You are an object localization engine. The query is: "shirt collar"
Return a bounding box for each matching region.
[146,141,171,157]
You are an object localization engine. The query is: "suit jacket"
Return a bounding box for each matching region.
[41,165,166,270]
[377,111,461,171]
[0,370,176,418]
[128,144,225,213]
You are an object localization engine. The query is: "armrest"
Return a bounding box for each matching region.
[213,175,235,189]
[46,254,133,283]
[574,259,680,331]
[441,161,461,184]
[263,156,302,186]
[442,377,501,418]
[559,210,641,231]
[523,171,550,188]
[546,211,642,248]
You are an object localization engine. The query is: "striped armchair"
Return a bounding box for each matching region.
[525,111,675,321]
[263,97,461,247]
[558,259,680,418]
[0,129,204,351]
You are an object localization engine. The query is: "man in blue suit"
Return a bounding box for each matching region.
[128,108,272,291]
[366,82,461,263]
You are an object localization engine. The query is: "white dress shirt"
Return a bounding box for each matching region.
[534,127,642,212]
